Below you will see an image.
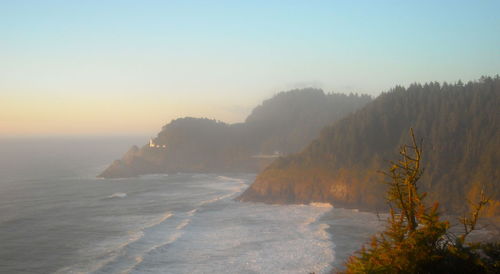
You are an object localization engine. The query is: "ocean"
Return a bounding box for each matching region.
[0,137,382,274]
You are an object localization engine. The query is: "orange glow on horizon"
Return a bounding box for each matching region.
[0,93,251,137]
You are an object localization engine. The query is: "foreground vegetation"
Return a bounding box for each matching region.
[342,130,499,273]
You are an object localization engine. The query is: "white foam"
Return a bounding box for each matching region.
[123,231,185,274]
[91,212,176,274]
[316,223,332,241]
[309,202,333,208]
[216,175,241,181]
[303,216,317,226]
[108,192,127,198]
[59,174,341,274]
[139,202,336,274]
[198,192,235,206]
[176,219,190,230]
[142,212,173,230]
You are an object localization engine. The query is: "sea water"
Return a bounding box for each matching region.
[0,138,382,273]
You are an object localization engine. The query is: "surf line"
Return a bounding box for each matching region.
[122,230,185,274]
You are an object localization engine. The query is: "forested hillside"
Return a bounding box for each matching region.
[99,89,371,178]
[238,76,500,215]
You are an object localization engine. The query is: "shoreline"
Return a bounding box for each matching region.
[318,207,385,273]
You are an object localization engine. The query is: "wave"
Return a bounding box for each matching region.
[197,176,248,206]
[57,174,339,274]
[138,173,169,179]
[61,211,174,273]
[123,231,185,274]
[198,192,236,206]
[55,230,144,274]
[232,182,248,193]
[217,175,247,185]
[216,175,242,181]
[301,209,335,273]
[309,202,333,208]
[315,223,331,241]
[142,212,173,230]
[176,219,190,230]
[108,192,127,198]
[95,211,177,274]
[303,216,317,226]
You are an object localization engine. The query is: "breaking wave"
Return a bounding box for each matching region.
[309,202,333,208]
[108,192,127,198]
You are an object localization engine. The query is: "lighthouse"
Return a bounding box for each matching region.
[149,138,167,149]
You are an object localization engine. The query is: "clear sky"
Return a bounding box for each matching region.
[1,0,499,136]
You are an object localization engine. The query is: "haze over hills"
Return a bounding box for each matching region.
[238,76,500,216]
[99,89,371,178]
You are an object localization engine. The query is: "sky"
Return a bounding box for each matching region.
[1,0,499,137]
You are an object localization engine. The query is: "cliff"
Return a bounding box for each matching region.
[98,89,371,178]
[238,76,500,215]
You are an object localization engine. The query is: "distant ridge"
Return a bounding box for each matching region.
[238,76,500,216]
[99,89,371,178]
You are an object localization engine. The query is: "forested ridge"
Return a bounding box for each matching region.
[99,89,371,178]
[238,76,500,215]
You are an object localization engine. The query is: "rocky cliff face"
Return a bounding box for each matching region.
[238,77,500,215]
[98,89,372,178]
[98,146,164,178]
[237,165,386,211]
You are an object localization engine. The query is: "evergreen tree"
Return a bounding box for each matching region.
[342,129,499,273]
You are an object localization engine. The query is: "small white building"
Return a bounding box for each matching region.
[149,138,167,149]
